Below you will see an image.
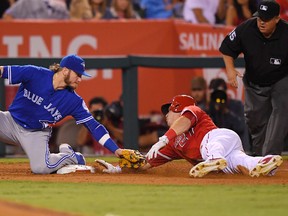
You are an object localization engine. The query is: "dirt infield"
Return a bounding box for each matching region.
[0,160,288,215]
[0,200,78,216]
[1,160,288,185]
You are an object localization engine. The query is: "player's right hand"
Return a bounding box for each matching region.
[94,159,122,174]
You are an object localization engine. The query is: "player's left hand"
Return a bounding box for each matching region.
[146,136,168,160]
[114,148,123,157]
[118,149,146,169]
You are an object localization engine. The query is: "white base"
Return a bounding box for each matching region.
[57,165,95,174]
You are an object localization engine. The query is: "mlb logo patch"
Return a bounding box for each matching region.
[260,5,268,11]
[270,58,281,65]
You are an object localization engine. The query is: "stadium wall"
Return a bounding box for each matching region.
[0,20,240,115]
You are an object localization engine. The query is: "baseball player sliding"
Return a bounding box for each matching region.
[96,95,283,177]
[0,54,128,174]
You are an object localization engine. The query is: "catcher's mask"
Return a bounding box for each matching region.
[161,95,196,115]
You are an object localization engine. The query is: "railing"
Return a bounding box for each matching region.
[0,56,245,157]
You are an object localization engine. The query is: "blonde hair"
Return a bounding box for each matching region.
[49,63,62,73]
[70,0,93,19]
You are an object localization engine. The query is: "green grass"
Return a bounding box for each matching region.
[0,181,288,216]
[1,157,288,216]
[0,156,118,163]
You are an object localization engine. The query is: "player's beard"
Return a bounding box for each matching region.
[64,71,78,90]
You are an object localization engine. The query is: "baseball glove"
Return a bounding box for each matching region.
[119,149,146,169]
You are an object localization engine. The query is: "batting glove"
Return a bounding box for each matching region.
[94,159,122,174]
[146,135,169,160]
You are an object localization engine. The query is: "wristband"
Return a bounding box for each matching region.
[103,138,119,153]
[164,128,177,141]
[159,135,169,144]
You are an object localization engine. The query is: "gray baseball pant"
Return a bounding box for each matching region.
[0,111,78,174]
[243,75,288,156]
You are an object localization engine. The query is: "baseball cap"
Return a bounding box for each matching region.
[253,0,280,22]
[161,95,196,115]
[60,54,91,77]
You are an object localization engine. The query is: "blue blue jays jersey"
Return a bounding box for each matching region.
[2,65,93,129]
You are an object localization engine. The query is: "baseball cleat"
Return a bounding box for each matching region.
[75,152,86,165]
[59,143,86,165]
[189,158,227,178]
[59,143,74,154]
[249,155,283,177]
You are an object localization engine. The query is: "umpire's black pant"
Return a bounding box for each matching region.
[243,75,288,156]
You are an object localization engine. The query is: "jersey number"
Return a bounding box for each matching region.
[229,31,236,41]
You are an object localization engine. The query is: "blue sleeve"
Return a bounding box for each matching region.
[72,99,94,124]
[52,90,119,153]
[84,118,120,153]
[3,65,38,84]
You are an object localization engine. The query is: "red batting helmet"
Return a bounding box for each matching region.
[161,95,196,115]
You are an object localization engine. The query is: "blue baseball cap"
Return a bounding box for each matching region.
[60,54,91,77]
